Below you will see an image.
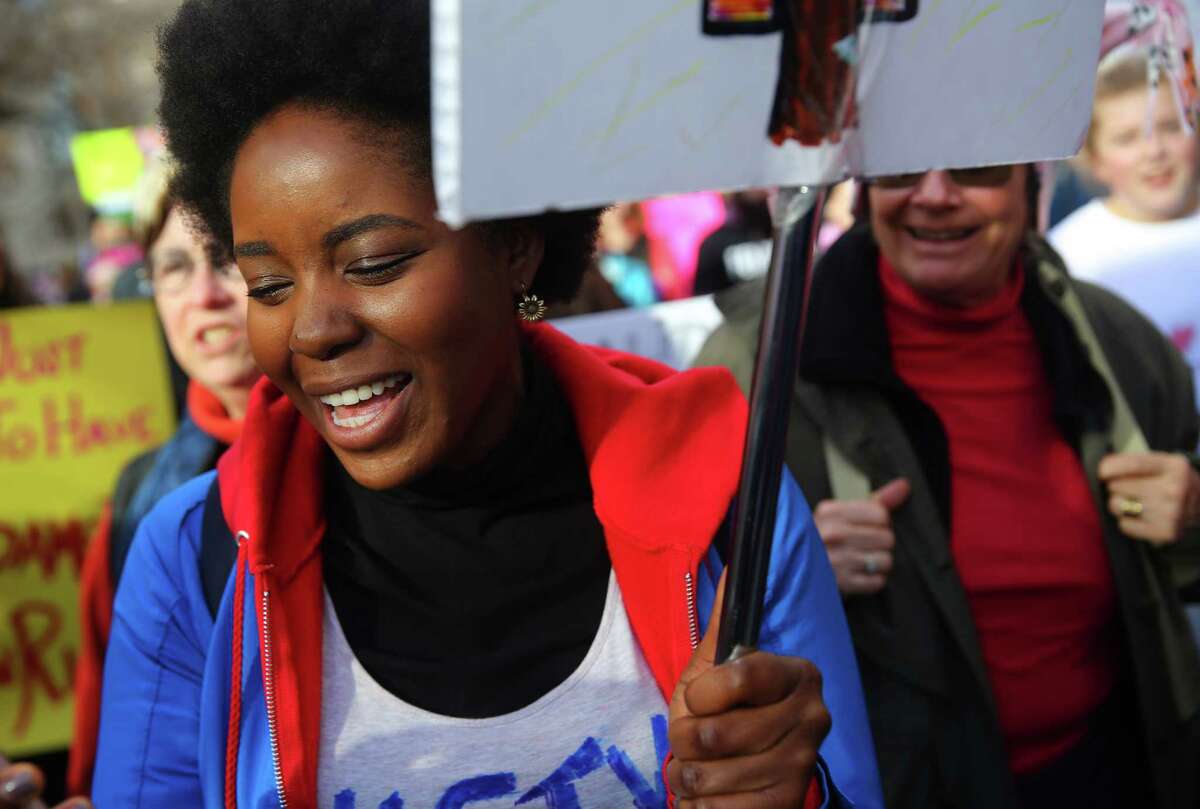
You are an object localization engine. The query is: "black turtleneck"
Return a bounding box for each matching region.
[321,348,611,718]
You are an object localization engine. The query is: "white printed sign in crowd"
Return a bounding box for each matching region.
[432,0,1103,226]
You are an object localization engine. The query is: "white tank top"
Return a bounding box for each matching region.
[317,573,670,809]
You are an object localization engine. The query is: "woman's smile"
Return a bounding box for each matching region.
[305,372,414,449]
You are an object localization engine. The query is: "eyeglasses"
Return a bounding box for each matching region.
[150,258,245,297]
[872,165,1015,189]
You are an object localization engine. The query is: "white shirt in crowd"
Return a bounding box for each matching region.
[1049,199,1200,397]
[317,573,670,809]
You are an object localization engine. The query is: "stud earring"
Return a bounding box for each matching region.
[516,283,547,322]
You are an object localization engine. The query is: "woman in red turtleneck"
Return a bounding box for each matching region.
[65,172,260,798]
[698,163,1200,809]
[828,166,1199,807]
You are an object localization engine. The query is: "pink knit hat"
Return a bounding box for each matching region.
[1100,1,1199,129]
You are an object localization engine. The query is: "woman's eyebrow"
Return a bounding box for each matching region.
[152,247,191,264]
[234,240,274,258]
[232,214,421,258]
[321,213,422,250]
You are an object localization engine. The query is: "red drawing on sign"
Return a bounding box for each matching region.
[0,600,73,738]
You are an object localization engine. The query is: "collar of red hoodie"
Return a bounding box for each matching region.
[217,321,747,585]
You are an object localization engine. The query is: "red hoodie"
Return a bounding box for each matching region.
[212,323,823,808]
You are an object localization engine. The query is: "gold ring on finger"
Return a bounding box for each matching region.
[1117,496,1144,518]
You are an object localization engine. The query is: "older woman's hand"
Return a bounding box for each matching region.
[814,478,910,595]
[0,756,92,809]
[667,578,831,808]
[1099,452,1200,544]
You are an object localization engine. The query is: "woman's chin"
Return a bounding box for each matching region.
[325,441,429,491]
[189,357,260,394]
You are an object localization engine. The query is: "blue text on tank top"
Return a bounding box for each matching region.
[330,713,668,808]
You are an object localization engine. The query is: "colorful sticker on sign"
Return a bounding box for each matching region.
[864,0,918,23]
[0,301,175,756]
[703,0,779,34]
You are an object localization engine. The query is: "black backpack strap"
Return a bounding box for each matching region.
[200,474,237,619]
[108,448,162,590]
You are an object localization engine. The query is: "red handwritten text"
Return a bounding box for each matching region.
[0,395,156,462]
[0,518,87,579]
[0,600,74,739]
[0,322,86,384]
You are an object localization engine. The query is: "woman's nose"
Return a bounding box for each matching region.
[186,263,237,308]
[288,283,363,361]
[1144,128,1170,159]
[909,170,960,207]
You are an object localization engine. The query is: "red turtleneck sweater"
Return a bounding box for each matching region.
[879,256,1118,775]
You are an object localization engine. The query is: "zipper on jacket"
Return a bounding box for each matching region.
[260,588,289,808]
[684,571,700,650]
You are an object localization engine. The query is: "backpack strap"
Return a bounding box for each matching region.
[200,474,237,619]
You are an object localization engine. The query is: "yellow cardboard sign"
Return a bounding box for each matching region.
[69,128,146,212]
[0,302,175,756]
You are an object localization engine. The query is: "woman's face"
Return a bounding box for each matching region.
[151,208,257,405]
[229,105,539,490]
[868,167,1028,308]
[1088,85,1200,222]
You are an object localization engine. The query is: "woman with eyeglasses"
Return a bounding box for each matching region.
[66,164,259,799]
[697,162,1200,809]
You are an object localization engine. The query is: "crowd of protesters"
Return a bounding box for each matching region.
[2,1,1200,808]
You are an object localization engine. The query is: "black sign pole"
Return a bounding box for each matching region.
[715,183,827,664]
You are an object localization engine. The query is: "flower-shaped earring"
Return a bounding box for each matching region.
[516,282,547,322]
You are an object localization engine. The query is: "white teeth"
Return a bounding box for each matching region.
[319,374,405,407]
[911,228,973,241]
[201,326,232,345]
[332,411,381,429]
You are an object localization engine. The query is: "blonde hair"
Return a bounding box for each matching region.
[1087,51,1200,151]
[132,156,174,253]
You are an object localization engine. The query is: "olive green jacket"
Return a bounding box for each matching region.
[694,227,1200,809]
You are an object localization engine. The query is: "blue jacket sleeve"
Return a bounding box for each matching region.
[696,469,883,809]
[92,474,216,808]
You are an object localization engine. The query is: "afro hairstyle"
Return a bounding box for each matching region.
[156,0,600,303]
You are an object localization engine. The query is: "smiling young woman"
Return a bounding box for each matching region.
[88,2,883,808]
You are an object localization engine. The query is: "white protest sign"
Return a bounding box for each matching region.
[552,295,725,370]
[432,1,1104,226]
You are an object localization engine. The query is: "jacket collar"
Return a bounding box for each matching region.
[798,225,1109,433]
[798,225,894,387]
